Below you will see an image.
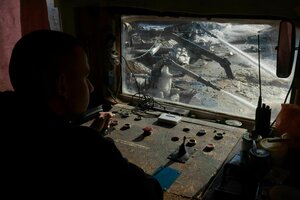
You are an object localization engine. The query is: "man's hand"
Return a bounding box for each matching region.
[90,112,114,132]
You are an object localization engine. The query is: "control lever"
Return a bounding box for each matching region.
[168,136,196,163]
[178,136,189,158]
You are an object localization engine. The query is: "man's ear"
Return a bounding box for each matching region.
[57,74,67,98]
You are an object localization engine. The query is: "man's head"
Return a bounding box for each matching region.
[9,30,94,117]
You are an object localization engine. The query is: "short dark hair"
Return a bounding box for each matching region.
[9,30,81,100]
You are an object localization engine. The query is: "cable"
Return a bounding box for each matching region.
[106,87,118,104]
[122,55,154,109]
[270,40,299,127]
[121,55,141,93]
[122,56,169,112]
[128,42,158,60]
[270,80,294,128]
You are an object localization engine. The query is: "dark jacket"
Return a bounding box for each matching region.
[1,92,163,199]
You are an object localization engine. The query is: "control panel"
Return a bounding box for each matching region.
[92,104,246,199]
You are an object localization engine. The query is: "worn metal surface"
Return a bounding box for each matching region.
[104,104,247,199]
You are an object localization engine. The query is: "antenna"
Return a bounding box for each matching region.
[252,33,263,139]
[253,33,271,139]
[257,34,262,109]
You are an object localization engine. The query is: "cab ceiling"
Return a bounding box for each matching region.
[59,0,300,20]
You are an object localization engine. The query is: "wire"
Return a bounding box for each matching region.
[122,55,155,109]
[121,55,141,93]
[106,87,118,104]
[128,42,158,60]
[270,80,294,128]
[121,54,168,112]
[127,31,164,60]
[269,41,298,129]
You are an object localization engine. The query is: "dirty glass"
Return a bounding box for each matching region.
[121,16,294,120]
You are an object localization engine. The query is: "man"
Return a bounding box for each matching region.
[4,30,163,199]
